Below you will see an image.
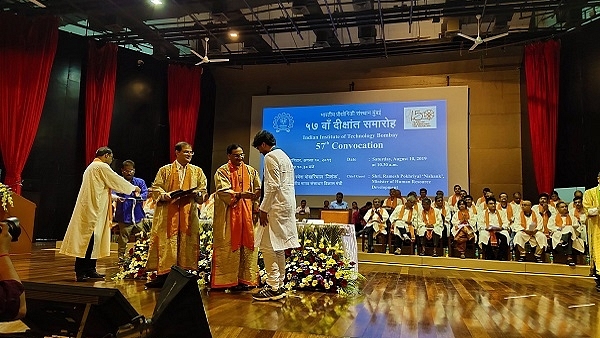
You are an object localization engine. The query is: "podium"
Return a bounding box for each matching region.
[0,192,36,254]
[320,209,352,224]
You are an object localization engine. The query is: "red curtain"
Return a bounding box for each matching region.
[525,40,560,194]
[0,15,58,194]
[85,41,118,163]
[168,64,202,161]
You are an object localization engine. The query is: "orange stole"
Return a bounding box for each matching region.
[227,162,254,251]
[485,210,503,246]
[555,214,573,226]
[519,211,538,230]
[166,162,192,237]
[398,205,415,238]
[450,194,460,206]
[499,203,514,220]
[384,197,397,209]
[422,208,436,240]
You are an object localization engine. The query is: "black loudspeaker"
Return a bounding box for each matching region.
[149,266,212,338]
[21,281,139,338]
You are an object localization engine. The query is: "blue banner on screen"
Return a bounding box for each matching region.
[262,100,447,196]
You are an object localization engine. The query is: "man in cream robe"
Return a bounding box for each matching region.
[548,201,584,266]
[253,130,300,301]
[60,147,139,282]
[211,144,261,290]
[363,198,389,252]
[477,197,509,260]
[513,200,547,263]
[415,198,443,256]
[146,142,207,288]
[390,195,420,255]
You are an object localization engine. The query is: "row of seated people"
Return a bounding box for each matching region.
[361,193,586,266]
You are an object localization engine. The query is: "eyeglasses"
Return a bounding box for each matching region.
[122,169,135,174]
[231,153,245,158]
[181,151,194,155]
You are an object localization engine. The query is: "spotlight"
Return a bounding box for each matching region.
[150,0,163,5]
[229,31,239,38]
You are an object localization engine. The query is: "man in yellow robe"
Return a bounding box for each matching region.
[211,144,261,290]
[145,142,207,288]
[583,173,600,291]
[60,147,140,282]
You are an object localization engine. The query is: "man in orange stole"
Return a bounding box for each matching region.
[211,144,261,290]
[145,142,208,288]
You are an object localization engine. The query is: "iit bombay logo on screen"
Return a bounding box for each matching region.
[273,112,294,132]
[403,106,437,129]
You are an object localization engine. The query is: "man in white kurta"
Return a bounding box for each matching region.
[513,200,547,262]
[253,130,300,301]
[416,198,443,256]
[477,197,509,260]
[363,198,389,252]
[390,195,419,255]
[548,201,584,266]
[60,147,139,282]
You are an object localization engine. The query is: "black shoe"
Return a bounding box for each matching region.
[368,247,375,253]
[535,257,543,263]
[86,271,106,279]
[432,252,438,257]
[517,256,525,262]
[252,287,285,301]
[567,258,576,267]
[76,275,89,282]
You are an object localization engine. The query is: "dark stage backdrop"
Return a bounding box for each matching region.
[0,31,215,241]
[555,19,600,191]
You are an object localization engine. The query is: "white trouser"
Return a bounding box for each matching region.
[261,227,286,290]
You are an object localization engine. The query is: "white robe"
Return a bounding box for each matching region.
[415,208,443,237]
[477,210,509,246]
[512,212,548,249]
[548,214,585,252]
[257,148,300,251]
[363,207,389,235]
[60,160,136,259]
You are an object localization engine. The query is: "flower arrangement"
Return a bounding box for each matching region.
[114,230,151,280]
[0,184,13,212]
[114,217,363,296]
[280,223,364,296]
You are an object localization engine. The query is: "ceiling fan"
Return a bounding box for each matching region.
[190,37,229,65]
[457,14,509,51]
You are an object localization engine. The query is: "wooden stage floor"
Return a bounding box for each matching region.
[1,243,599,337]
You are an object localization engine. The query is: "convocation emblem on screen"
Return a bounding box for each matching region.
[273,112,294,132]
[404,106,437,129]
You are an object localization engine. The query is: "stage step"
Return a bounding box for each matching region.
[358,252,592,277]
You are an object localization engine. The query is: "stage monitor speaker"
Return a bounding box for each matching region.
[21,281,139,338]
[150,265,212,338]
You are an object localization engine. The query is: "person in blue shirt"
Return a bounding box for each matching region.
[114,160,148,261]
[330,192,348,210]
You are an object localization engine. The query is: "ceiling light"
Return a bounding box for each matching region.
[150,0,163,5]
[229,32,238,38]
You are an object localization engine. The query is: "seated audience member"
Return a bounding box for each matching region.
[464,195,479,218]
[571,196,587,225]
[0,220,26,321]
[549,190,561,208]
[396,189,407,205]
[549,201,585,266]
[510,192,523,208]
[513,200,547,263]
[533,193,555,239]
[476,187,491,207]
[383,188,400,214]
[451,200,476,259]
[433,195,451,243]
[363,198,390,252]
[390,196,419,255]
[568,190,584,211]
[448,184,462,211]
[407,191,418,200]
[416,198,443,256]
[330,192,348,210]
[478,197,510,260]
[497,192,519,229]
[355,201,372,234]
[418,188,428,202]
[296,199,310,215]
[323,200,330,209]
[460,189,468,200]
